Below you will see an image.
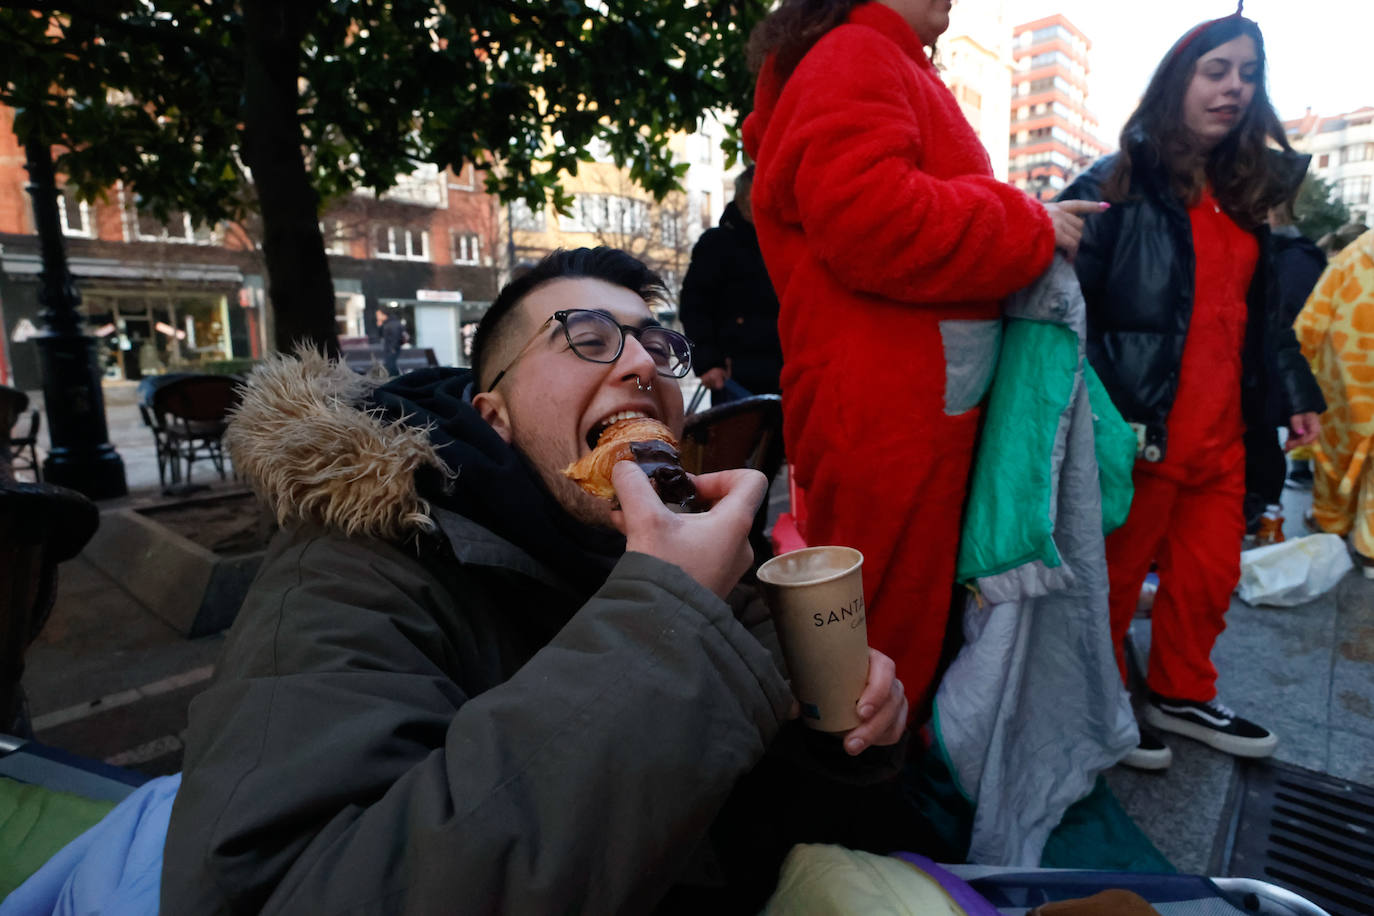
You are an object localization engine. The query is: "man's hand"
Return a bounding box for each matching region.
[1043,199,1108,260]
[840,649,908,755]
[699,366,730,391]
[1286,412,1322,450]
[611,462,767,598]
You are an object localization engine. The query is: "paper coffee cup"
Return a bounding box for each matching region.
[756,546,869,732]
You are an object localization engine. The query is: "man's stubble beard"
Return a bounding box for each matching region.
[510,431,618,531]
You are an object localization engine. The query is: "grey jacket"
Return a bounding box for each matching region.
[161,354,797,914]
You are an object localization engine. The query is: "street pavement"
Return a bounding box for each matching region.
[14,377,1374,875]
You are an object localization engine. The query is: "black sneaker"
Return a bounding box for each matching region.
[1120,726,1172,771]
[1144,694,1278,758]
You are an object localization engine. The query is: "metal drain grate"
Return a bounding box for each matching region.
[1225,760,1374,916]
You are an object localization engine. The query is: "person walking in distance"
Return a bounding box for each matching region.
[376,307,406,376]
[680,165,784,408]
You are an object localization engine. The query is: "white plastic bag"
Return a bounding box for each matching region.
[1236,533,1354,607]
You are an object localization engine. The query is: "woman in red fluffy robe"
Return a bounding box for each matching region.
[743,0,1099,716]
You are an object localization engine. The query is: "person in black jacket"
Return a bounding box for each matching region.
[376,306,406,376]
[1059,11,1324,773]
[680,166,783,406]
[1243,193,1327,538]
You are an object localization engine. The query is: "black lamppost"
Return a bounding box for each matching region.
[24,138,127,499]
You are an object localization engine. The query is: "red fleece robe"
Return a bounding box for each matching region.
[743,2,1055,712]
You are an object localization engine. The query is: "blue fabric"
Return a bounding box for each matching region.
[0,773,180,916]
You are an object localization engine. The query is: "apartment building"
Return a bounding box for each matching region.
[0,105,500,389]
[941,0,1015,180]
[1008,15,1110,200]
[1285,106,1374,227]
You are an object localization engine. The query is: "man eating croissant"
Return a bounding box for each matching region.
[163,247,909,914]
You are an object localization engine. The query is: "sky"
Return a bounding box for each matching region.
[1003,0,1374,145]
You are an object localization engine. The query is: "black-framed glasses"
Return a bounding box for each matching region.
[485,309,692,392]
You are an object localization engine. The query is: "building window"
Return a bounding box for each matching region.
[509,198,545,231]
[560,194,649,236]
[451,231,481,265]
[1343,143,1372,163]
[1318,153,1329,168]
[1340,176,1372,205]
[376,225,430,261]
[58,188,93,238]
[135,207,211,244]
[660,211,684,247]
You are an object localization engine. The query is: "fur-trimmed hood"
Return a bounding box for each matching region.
[228,351,627,593]
[225,350,449,541]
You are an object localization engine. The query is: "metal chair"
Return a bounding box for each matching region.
[149,375,241,490]
[680,395,785,567]
[8,409,41,482]
[1,386,40,482]
[679,393,784,480]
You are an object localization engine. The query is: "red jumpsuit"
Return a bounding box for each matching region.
[1105,188,1257,702]
[743,2,1055,711]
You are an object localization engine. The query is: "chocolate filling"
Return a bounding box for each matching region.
[629,439,698,510]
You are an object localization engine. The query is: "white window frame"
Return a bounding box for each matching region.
[133,208,202,244]
[451,230,481,265]
[376,225,430,261]
[57,188,94,238]
[509,198,545,232]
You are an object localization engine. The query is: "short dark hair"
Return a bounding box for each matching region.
[472,248,669,390]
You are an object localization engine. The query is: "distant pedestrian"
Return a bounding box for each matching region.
[1295,229,1374,576]
[1060,9,1324,771]
[376,307,406,376]
[743,0,1099,717]
[1243,182,1327,541]
[679,166,782,408]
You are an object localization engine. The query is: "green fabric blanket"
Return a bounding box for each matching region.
[0,776,115,897]
[956,318,1135,583]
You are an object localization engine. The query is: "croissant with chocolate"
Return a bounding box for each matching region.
[564,417,698,509]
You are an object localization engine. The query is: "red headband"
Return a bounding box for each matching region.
[1173,1,1246,58]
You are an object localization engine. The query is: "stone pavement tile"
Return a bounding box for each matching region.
[1111,740,1235,875]
[1327,728,1374,785]
[1266,713,1331,773]
[1330,575,1374,738]
[34,678,207,775]
[1212,597,1335,730]
[23,554,224,714]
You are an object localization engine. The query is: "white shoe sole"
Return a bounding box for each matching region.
[1121,743,1172,771]
[1144,705,1278,758]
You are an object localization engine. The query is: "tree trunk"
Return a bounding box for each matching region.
[239,0,338,357]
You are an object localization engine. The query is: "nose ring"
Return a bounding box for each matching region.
[634,378,653,392]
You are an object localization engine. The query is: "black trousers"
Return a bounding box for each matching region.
[1243,424,1287,528]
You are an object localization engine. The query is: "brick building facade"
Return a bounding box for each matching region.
[0,106,501,389]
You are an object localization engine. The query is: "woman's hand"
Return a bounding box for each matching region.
[1286,412,1321,450]
[839,649,908,755]
[1044,199,1109,260]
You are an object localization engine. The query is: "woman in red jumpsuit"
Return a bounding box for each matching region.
[1060,10,1324,770]
[743,0,1099,719]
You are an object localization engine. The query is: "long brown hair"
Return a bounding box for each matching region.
[747,0,864,80]
[1103,16,1293,228]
